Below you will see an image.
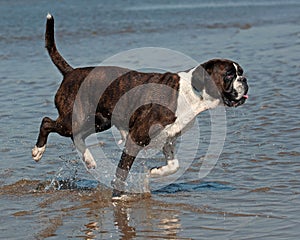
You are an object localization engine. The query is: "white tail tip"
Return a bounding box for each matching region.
[47,13,52,19]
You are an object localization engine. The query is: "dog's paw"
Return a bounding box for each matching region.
[32,145,46,162]
[150,159,179,178]
[111,189,129,201]
[83,149,97,169]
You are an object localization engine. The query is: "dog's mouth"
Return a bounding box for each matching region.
[223,94,248,107]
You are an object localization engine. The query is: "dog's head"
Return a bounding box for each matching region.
[192,59,249,107]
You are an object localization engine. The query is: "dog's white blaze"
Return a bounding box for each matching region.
[233,63,239,76]
[150,159,179,177]
[233,63,245,100]
[32,145,46,161]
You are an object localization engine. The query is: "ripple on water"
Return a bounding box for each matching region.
[154,181,234,194]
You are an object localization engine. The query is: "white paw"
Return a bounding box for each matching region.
[83,149,97,169]
[32,145,46,162]
[150,159,179,178]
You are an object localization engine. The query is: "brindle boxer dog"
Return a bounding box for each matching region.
[32,14,248,198]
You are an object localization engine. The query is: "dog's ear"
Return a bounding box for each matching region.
[191,59,217,92]
[200,59,217,75]
[191,66,207,92]
[200,60,222,99]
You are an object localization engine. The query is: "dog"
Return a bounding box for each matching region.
[32,14,248,198]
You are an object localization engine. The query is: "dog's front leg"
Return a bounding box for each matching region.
[111,140,140,199]
[150,137,179,178]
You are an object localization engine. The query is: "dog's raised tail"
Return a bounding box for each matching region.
[45,13,73,75]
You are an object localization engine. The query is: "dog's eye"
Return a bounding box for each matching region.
[226,69,235,76]
[225,70,235,81]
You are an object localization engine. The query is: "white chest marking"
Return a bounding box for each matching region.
[163,67,219,137]
[117,67,220,145]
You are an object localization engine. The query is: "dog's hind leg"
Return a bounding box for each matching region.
[74,115,112,169]
[32,116,71,161]
[73,132,97,169]
[32,117,57,161]
[150,138,179,178]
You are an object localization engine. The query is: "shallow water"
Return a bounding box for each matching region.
[1,0,300,239]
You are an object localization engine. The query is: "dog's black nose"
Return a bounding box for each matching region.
[238,77,247,83]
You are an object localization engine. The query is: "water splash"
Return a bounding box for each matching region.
[45,154,98,191]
